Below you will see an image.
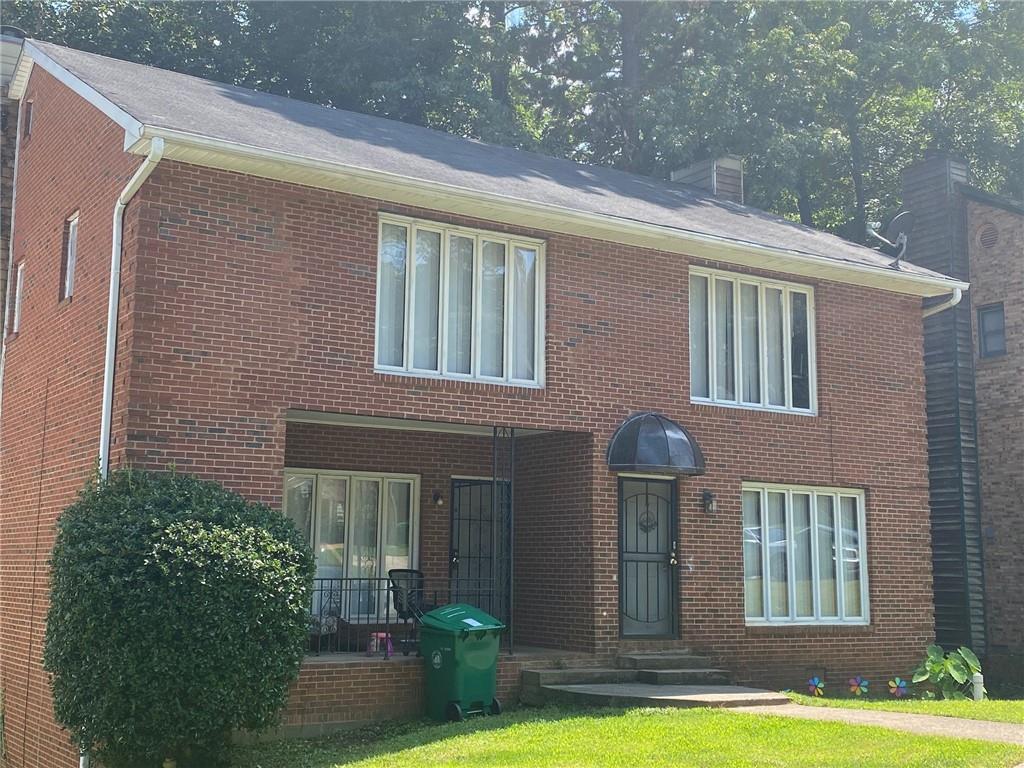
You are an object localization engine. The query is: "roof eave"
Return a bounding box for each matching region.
[134,128,967,298]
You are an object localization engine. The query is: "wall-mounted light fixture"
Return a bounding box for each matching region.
[701,489,716,516]
[432,491,444,507]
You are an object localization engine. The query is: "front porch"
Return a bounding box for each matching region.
[282,411,597,658]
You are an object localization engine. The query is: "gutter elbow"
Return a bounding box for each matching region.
[922,287,963,319]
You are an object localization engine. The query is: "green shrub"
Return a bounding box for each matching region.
[912,644,984,700]
[44,468,315,767]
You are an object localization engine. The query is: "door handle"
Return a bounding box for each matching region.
[450,550,459,570]
[669,550,678,567]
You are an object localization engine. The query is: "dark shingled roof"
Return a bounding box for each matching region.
[29,40,951,281]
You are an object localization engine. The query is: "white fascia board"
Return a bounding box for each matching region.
[9,41,143,150]
[131,127,966,299]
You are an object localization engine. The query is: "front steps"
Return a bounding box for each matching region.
[521,650,788,709]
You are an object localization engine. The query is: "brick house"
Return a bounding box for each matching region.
[0,40,969,766]
[901,154,1023,683]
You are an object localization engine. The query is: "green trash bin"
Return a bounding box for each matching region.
[419,603,505,722]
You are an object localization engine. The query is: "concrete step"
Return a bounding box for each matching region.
[521,667,638,687]
[540,682,790,710]
[617,652,710,670]
[636,668,731,685]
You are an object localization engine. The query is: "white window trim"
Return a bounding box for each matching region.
[742,482,869,626]
[63,212,79,300]
[11,262,25,334]
[690,267,817,415]
[374,213,546,388]
[283,467,421,582]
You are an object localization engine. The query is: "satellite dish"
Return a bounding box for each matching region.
[867,210,914,268]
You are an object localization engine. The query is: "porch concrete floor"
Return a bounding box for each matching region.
[543,682,789,708]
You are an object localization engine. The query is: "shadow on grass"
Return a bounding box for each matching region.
[230,706,627,768]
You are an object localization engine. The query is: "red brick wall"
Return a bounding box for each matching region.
[0,69,146,768]
[967,200,1024,671]
[123,159,933,686]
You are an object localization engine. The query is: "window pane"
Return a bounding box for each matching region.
[740,283,760,403]
[12,263,25,333]
[480,242,506,377]
[792,493,813,617]
[512,246,537,380]
[377,223,407,366]
[742,490,764,618]
[714,279,735,400]
[446,235,474,374]
[816,495,838,617]
[65,217,78,298]
[767,491,788,617]
[689,275,710,398]
[791,291,810,408]
[412,229,441,370]
[979,305,1006,357]
[284,475,314,544]
[765,287,785,406]
[384,481,412,573]
[348,479,380,615]
[315,477,348,580]
[840,496,863,618]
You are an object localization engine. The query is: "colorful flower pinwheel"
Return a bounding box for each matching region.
[889,677,908,697]
[848,676,869,696]
[808,676,825,696]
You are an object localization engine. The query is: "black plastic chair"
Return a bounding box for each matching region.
[388,568,437,656]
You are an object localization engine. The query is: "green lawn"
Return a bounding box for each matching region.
[787,692,1024,724]
[231,706,1024,768]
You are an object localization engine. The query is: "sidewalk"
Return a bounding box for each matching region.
[740,703,1024,745]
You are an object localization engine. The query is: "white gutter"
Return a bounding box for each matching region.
[922,287,964,318]
[98,137,164,478]
[0,90,24,441]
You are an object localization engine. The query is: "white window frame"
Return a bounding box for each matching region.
[283,468,420,619]
[690,267,817,414]
[374,213,546,387]
[742,482,869,626]
[11,262,25,334]
[62,212,79,300]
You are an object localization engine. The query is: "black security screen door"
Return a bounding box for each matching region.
[450,478,511,624]
[619,477,678,638]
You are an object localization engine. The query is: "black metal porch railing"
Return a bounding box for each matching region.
[308,576,499,656]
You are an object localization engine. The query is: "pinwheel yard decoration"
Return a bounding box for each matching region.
[808,676,825,696]
[848,676,869,696]
[889,677,908,697]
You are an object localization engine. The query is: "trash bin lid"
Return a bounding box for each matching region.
[421,603,505,633]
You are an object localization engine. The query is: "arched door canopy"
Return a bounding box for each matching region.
[607,412,706,475]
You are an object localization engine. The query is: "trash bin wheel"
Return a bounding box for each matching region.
[489,698,502,716]
[446,702,465,722]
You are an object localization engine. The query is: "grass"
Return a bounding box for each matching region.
[787,692,1024,724]
[231,706,1024,768]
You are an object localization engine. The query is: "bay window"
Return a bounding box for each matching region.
[742,483,868,624]
[375,214,544,385]
[690,268,815,413]
[284,470,419,616]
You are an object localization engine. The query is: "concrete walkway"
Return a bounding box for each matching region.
[739,703,1024,746]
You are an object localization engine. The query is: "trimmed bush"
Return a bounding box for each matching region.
[44,469,315,767]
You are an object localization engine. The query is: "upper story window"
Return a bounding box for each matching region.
[690,267,815,413]
[10,262,25,334]
[742,483,868,625]
[60,212,79,301]
[22,101,33,139]
[375,214,545,386]
[977,303,1006,358]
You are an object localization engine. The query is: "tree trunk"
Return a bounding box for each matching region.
[488,2,513,109]
[847,112,868,243]
[796,171,814,226]
[615,2,642,172]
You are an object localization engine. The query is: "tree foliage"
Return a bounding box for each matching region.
[43,469,315,767]
[6,0,1022,241]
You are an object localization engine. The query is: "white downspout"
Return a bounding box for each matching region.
[0,93,25,438]
[922,287,963,319]
[98,136,164,478]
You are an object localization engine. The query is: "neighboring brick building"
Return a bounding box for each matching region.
[1,41,968,766]
[902,154,1023,682]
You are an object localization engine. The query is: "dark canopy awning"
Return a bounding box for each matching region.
[607,412,706,475]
